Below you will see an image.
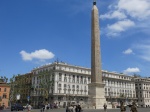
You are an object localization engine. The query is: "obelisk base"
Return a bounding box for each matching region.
[88,82,111,109]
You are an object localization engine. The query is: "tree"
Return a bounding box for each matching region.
[0,76,8,83]
[33,70,54,104]
[9,74,22,103]
[9,75,16,103]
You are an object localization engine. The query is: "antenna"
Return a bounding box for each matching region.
[56,58,59,64]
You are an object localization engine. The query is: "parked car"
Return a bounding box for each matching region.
[0,106,3,110]
[11,104,24,111]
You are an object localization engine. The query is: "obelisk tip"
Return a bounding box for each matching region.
[93,1,96,5]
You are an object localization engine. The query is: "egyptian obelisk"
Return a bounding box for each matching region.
[88,1,106,109]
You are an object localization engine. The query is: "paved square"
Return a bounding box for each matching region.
[3,107,150,112]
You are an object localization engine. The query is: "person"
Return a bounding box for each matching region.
[120,101,126,112]
[42,103,45,112]
[66,106,69,112]
[103,103,107,112]
[45,104,48,112]
[130,102,138,112]
[47,103,50,110]
[72,106,75,112]
[75,105,78,112]
[78,105,82,112]
[27,104,32,112]
[68,105,73,112]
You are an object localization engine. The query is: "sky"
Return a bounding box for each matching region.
[0,0,150,79]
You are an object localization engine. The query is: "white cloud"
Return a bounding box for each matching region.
[123,48,133,54]
[133,41,150,61]
[118,0,150,19]
[100,10,127,20]
[107,19,135,35]
[123,67,140,73]
[20,49,55,61]
[101,0,150,36]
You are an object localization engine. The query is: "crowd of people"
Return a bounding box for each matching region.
[40,102,59,112]
[25,101,139,112]
[120,101,138,112]
[103,101,138,112]
[66,104,82,112]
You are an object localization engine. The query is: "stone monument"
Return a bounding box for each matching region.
[88,1,107,109]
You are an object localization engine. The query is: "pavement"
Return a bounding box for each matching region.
[2,107,150,112]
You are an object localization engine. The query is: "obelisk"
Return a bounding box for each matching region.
[88,1,106,109]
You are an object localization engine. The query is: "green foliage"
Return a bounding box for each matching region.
[34,70,54,103]
[0,76,8,83]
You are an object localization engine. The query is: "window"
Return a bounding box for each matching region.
[52,73,55,80]
[59,84,61,88]
[53,66,55,70]
[77,76,79,83]
[3,94,7,98]
[72,85,75,89]
[4,88,6,92]
[59,73,62,81]
[80,76,83,84]
[68,75,71,82]
[72,75,75,83]
[68,85,70,89]
[0,88,1,92]
[84,78,87,84]
[64,74,67,82]
[88,77,90,82]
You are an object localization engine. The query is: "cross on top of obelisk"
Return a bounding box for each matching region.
[93,0,96,5]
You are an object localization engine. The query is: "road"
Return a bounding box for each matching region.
[2,108,150,112]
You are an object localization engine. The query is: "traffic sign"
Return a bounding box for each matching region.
[27,96,30,101]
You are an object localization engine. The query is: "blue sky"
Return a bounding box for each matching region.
[0,0,150,79]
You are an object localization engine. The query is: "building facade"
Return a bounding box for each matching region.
[135,77,150,107]
[10,73,33,105]
[0,79,10,108]
[31,62,137,108]
[102,71,136,107]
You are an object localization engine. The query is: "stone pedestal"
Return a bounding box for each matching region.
[88,82,107,109]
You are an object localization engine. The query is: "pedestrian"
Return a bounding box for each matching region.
[72,106,75,112]
[47,103,50,110]
[120,101,126,112]
[78,105,82,112]
[130,102,138,112]
[45,104,48,112]
[103,103,107,112]
[42,103,45,112]
[66,106,69,112]
[27,103,32,112]
[75,105,78,112]
[68,105,73,112]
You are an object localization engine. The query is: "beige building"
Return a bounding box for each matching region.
[14,73,33,105]
[134,77,150,107]
[31,61,137,108]
[0,79,10,108]
[102,71,136,107]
